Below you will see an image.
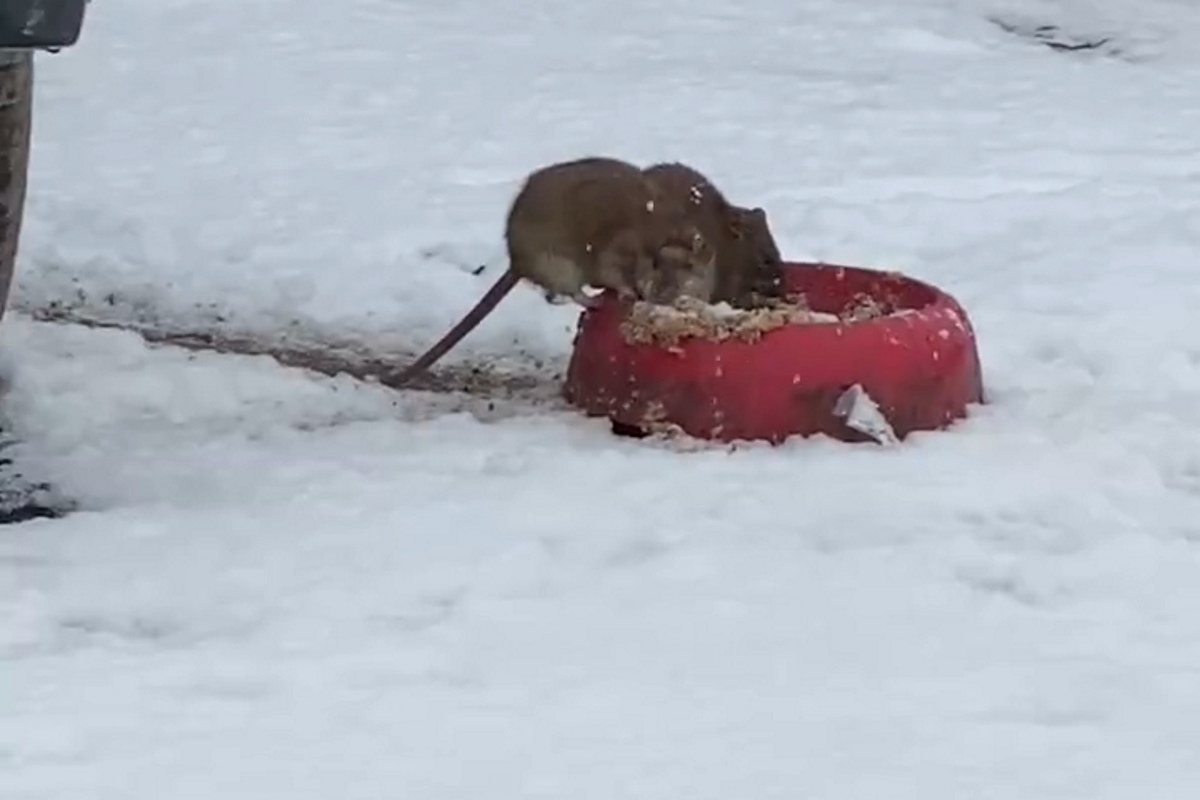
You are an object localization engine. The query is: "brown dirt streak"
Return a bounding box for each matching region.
[24,307,563,403]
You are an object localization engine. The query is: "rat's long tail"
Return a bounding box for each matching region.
[396,270,520,384]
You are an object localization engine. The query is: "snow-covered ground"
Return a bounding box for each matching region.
[6,0,1200,796]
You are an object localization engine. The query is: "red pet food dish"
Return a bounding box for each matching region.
[562,262,984,444]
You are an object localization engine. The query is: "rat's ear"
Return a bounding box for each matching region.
[748,207,768,225]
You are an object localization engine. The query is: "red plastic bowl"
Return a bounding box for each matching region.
[562,262,985,444]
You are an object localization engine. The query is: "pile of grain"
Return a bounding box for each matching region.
[619,293,889,347]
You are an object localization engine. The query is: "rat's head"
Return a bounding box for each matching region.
[729,206,784,294]
[634,224,717,306]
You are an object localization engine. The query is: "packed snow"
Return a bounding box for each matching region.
[6,0,1200,797]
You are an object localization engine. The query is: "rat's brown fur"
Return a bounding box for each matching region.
[643,161,784,306]
[397,157,716,383]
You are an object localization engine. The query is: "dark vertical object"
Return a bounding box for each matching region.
[0,52,30,322]
[0,3,87,524]
[0,50,64,524]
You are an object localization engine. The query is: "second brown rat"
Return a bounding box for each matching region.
[643,161,784,307]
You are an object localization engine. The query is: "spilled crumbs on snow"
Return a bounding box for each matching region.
[619,292,891,347]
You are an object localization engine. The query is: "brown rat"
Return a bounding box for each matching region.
[643,161,784,306]
[396,156,716,383]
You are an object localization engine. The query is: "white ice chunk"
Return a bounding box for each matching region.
[833,384,899,446]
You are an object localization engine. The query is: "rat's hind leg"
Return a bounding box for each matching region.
[525,253,589,302]
[509,247,581,305]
